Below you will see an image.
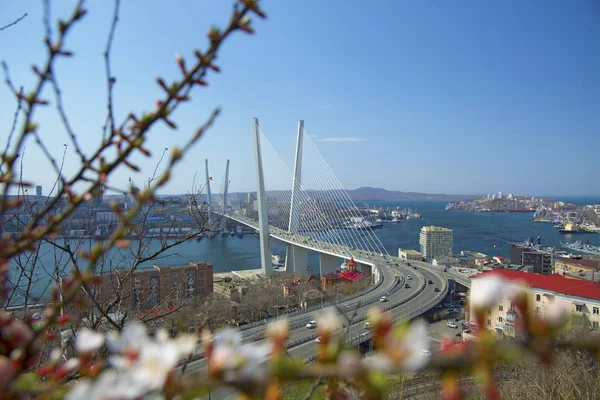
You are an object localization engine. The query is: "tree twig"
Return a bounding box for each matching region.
[0,13,28,32]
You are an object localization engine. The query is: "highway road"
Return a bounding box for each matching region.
[190,263,448,399]
[188,213,453,398]
[184,263,447,371]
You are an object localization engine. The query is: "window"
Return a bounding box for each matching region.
[594,307,599,315]
[535,307,541,315]
[576,304,584,313]
[536,294,541,302]
[488,308,491,316]
[487,319,491,326]
[499,305,503,311]
[594,322,599,329]
[498,317,503,323]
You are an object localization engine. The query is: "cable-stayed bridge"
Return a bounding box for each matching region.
[182,119,463,390]
[207,118,394,282]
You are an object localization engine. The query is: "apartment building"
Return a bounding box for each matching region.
[467,269,600,339]
[66,261,213,318]
[554,258,600,282]
[419,226,453,261]
[510,244,553,275]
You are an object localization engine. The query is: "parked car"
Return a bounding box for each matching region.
[434,288,440,292]
[404,283,410,289]
[461,322,470,330]
[306,320,317,329]
[447,321,459,328]
[428,280,433,284]
[364,322,372,329]
[379,296,388,302]
[422,349,432,356]
[407,275,413,280]
[407,262,411,266]
[315,336,323,343]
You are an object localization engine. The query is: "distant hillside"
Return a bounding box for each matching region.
[345,187,479,202]
[220,187,479,202]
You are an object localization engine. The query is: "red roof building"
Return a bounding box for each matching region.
[473,269,600,302]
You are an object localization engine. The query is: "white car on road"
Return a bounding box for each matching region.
[447,321,459,328]
[306,320,317,329]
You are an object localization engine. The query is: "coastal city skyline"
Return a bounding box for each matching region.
[3,2,600,397]
[1,1,599,197]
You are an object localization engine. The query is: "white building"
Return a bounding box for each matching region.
[419,226,453,261]
[466,270,600,339]
[398,248,423,262]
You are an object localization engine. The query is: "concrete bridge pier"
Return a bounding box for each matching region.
[372,266,381,284]
[320,253,338,276]
[285,244,308,276]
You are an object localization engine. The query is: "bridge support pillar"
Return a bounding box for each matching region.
[288,120,304,234]
[205,159,212,230]
[372,266,381,284]
[360,263,372,279]
[319,253,338,276]
[220,159,230,231]
[253,118,273,276]
[285,244,308,276]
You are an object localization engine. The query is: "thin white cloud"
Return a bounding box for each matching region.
[318,104,332,109]
[318,137,366,143]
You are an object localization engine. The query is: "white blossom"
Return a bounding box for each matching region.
[398,319,430,372]
[68,322,198,399]
[544,300,568,326]
[337,350,362,378]
[316,307,342,335]
[209,327,271,382]
[470,275,510,309]
[106,322,148,354]
[362,353,394,373]
[267,318,289,338]
[75,328,105,354]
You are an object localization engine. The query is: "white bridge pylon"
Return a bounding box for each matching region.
[217,119,389,279]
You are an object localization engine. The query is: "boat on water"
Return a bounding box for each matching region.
[559,222,590,234]
[511,236,559,254]
[561,240,600,256]
[221,230,230,237]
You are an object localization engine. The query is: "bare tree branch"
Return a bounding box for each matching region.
[0,13,28,32]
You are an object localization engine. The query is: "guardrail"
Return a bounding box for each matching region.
[242,275,404,341]
[303,274,450,364]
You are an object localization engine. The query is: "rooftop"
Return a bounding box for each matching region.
[338,270,365,282]
[400,249,422,255]
[421,225,452,233]
[557,258,600,271]
[474,269,600,302]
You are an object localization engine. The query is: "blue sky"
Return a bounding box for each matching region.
[1,1,599,197]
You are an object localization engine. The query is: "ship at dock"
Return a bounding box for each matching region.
[510,236,569,257]
[559,222,597,234]
[561,240,600,256]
